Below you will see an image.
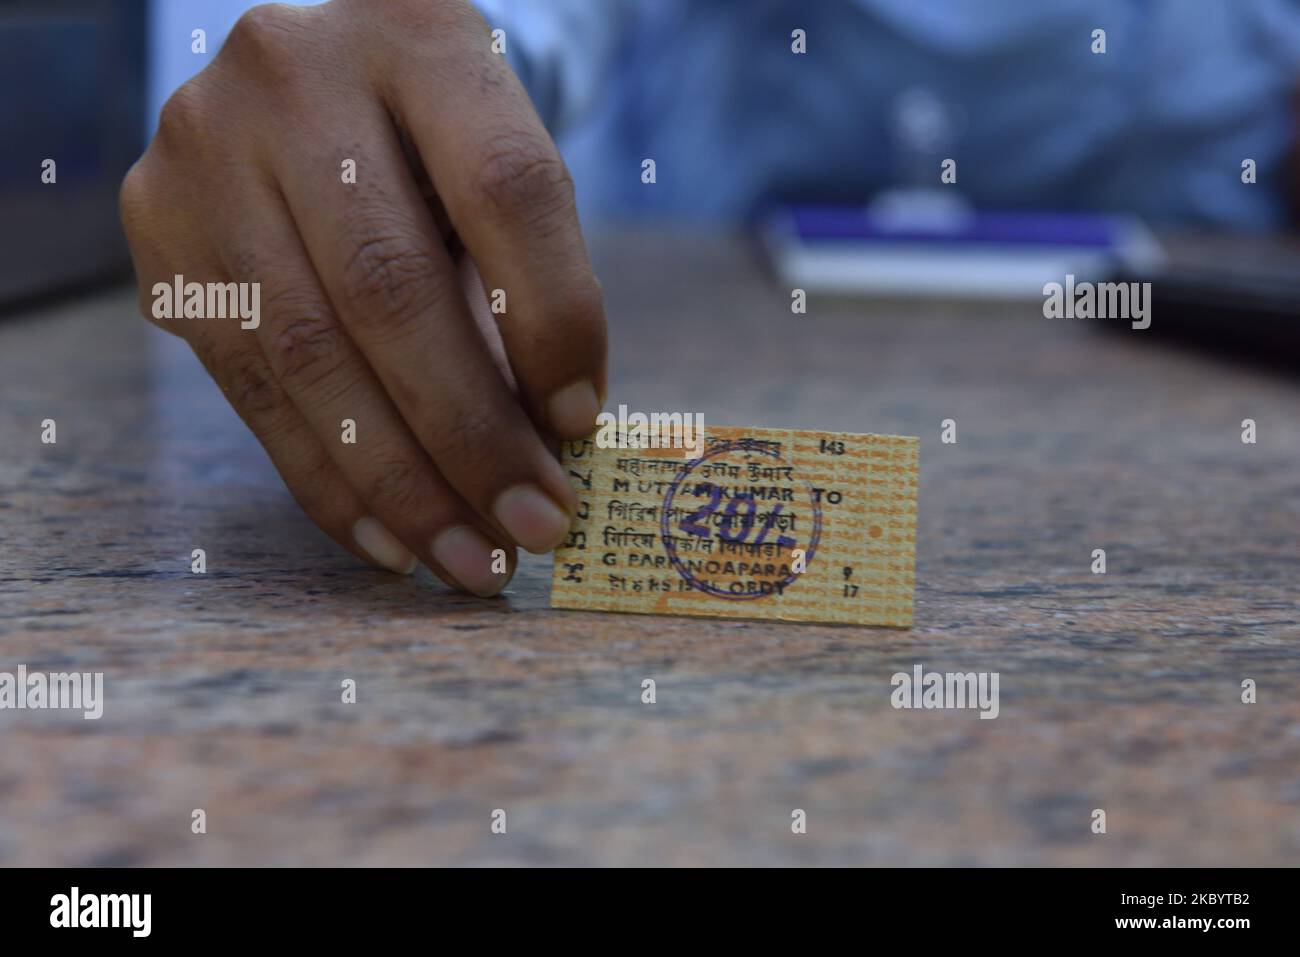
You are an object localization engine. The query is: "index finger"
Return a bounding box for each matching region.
[371,1,607,438]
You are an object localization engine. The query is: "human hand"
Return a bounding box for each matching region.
[119,0,606,595]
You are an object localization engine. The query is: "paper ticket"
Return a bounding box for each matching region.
[549,425,918,626]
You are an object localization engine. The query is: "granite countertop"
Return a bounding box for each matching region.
[1,230,1297,866]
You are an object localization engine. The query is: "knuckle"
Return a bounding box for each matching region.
[155,80,209,148]
[118,161,150,238]
[218,350,284,419]
[269,311,346,391]
[366,455,429,516]
[223,4,305,69]
[225,245,264,290]
[339,233,442,337]
[472,132,574,223]
[259,283,346,387]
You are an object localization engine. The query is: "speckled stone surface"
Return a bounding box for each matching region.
[1,231,1297,866]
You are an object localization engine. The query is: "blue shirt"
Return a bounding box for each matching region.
[482,0,1300,228]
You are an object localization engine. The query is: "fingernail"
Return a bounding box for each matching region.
[353,516,418,574]
[546,379,600,436]
[492,484,571,554]
[432,525,512,597]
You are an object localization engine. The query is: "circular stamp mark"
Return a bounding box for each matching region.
[659,439,823,601]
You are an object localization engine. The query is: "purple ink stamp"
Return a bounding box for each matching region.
[659,438,823,600]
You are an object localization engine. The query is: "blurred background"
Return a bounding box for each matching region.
[3,0,1299,351]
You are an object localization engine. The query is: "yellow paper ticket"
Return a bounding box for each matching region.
[549,425,918,626]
